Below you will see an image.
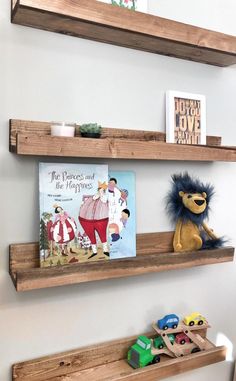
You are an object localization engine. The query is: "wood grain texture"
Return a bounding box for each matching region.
[9,119,222,151]
[15,133,236,162]
[9,233,234,291]
[48,347,226,381]
[9,232,174,275]
[11,0,236,66]
[12,332,154,381]
[12,333,225,381]
[8,118,234,162]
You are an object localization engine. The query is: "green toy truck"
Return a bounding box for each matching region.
[127,335,160,369]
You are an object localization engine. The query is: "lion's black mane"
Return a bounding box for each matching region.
[166,172,214,226]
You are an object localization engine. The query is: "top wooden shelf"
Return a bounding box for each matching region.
[11,0,236,67]
[9,119,236,162]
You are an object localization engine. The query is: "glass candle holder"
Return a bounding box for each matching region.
[51,122,75,137]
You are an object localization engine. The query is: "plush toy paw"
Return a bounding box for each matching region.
[193,234,202,249]
[175,243,182,251]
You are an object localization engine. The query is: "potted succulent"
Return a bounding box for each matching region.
[79,123,102,138]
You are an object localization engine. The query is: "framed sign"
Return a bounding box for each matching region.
[98,0,148,12]
[166,91,206,145]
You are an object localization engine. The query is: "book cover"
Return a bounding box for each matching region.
[98,0,148,12]
[108,171,136,259]
[166,91,206,145]
[39,163,109,267]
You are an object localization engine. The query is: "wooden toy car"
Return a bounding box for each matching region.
[184,312,207,326]
[157,314,179,330]
[154,334,175,349]
[175,333,191,345]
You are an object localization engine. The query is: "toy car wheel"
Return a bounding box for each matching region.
[152,355,161,364]
[180,339,185,345]
[191,348,201,353]
[158,344,164,349]
[198,320,203,325]
[163,325,168,330]
[172,324,177,329]
[189,321,194,326]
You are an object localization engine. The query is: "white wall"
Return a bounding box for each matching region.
[0,1,236,380]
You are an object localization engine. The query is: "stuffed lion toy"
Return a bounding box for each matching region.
[166,172,223,252]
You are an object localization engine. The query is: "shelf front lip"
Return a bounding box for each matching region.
[12,340,226,381]
[13,0,236,53]
[11,0,236,66]
[10,246,234,292]
[13,133,236,162]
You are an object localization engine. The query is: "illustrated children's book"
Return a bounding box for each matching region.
[39,163,109,267]
[108,171,136,259]
[98,0,148,13]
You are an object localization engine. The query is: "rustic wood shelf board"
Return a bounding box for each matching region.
[9,119,222,147]
[11,0,236,66]
[9,232,234,291]
[12,331,226,381]
[10,119,236,162]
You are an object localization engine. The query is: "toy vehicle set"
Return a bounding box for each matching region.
[184,312,207,326]
[157,314,179,330]
[127,312,208,369]
[154,334,175,349]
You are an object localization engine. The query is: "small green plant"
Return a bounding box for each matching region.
[79,123,102,138]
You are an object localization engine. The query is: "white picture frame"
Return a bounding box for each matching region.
[97,0,148,13]
[166,91,206,145]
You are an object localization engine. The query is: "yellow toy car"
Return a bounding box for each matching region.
[183,312,207,326]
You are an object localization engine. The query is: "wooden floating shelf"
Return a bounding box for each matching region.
[11,0,236,66]
[9,119,236,162]
[12,330,226,381]
[9,232,234,292]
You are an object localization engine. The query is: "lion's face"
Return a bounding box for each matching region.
[179,191,207,214]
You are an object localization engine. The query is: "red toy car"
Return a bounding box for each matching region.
[175,333,191,345]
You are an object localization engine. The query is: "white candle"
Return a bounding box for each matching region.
[51,122,75,137]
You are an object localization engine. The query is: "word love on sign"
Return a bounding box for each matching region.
[166,91,206,146]
[174,98,201,144]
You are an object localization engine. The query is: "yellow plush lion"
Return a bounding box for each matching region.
[166,173,223,252]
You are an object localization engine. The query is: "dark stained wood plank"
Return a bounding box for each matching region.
[48,346,226,381]
[9,119,222,151]
[9,242,234,291]
[14,133,236,162]
[50,346,226,381]
[10,242,40,273]
[12,333,225,381]
[11,0,236,66]
[12,332,154,381]
[137,232,174,254]
[9,232,174,276]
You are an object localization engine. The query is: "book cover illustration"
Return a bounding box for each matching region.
[166,91,206,145]
[108,171,136,259]
[39,163,109,267]
[98,0,148,12]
